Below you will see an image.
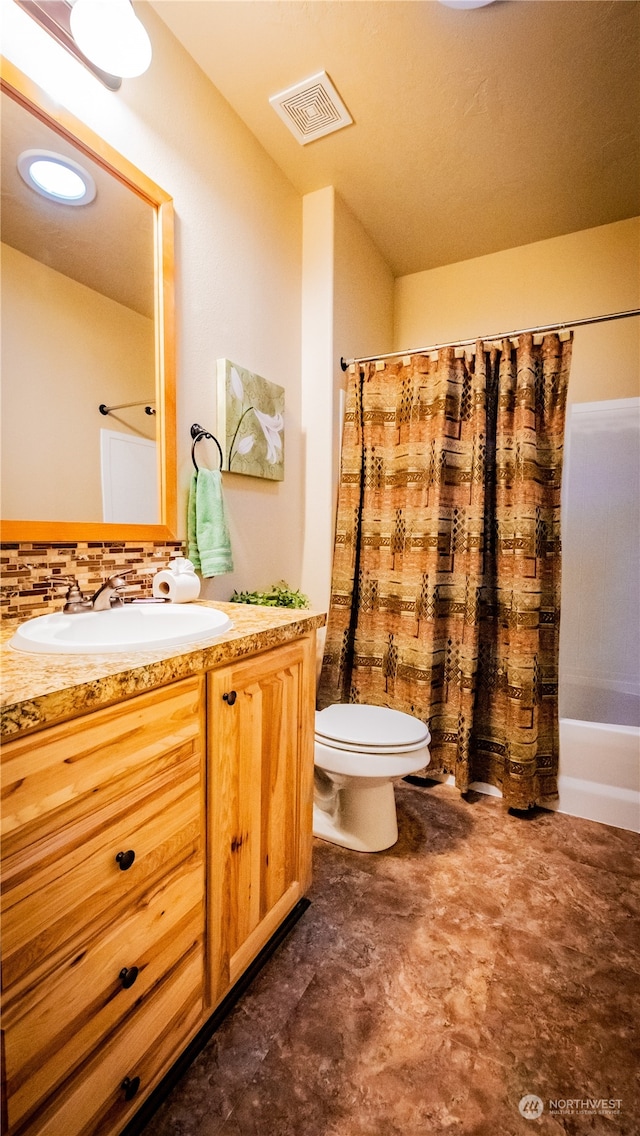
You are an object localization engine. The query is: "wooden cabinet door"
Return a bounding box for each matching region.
[207,635,315,1005]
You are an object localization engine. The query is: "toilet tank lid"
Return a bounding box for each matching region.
[316,704,430,749]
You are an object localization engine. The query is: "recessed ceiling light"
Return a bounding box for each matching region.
[17,149,96,205]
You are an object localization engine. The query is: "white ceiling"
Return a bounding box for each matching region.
[150,0,640,277]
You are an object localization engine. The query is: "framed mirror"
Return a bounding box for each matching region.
[0,59,177,541]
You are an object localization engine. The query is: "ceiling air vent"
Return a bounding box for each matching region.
[269,71,353,145]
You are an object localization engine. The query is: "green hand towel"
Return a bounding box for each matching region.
[187,469,233,578]
[186,471,201,571]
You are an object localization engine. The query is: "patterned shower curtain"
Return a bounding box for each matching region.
[318,334,572,810]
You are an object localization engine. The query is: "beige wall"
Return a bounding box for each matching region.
[333,197,395,374]
[2,2,303,600]
[1,243,154,522]
[394,218,640,404]
[301,188,336,614]
[301,188,393,623]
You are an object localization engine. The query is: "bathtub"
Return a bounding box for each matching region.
[544,718,639,833]
[549,683,640,833]
[431,690,640,834]
[554,400,640,834]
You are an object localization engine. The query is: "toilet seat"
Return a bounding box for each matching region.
[315,735,429,754]
[315,704,430,754]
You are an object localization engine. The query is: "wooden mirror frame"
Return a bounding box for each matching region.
[0,58,177,542]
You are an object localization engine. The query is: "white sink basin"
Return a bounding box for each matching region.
[9,603,233,655]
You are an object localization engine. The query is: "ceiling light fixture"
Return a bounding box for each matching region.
[17,149,97,205]
[69,0,152,78]
[13,0,121,89]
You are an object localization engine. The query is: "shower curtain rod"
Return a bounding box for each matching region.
[339,307,640,371]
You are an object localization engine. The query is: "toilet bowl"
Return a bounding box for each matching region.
[313,703,431,852]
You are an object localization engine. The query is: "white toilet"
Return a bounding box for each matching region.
[313,703,431,852]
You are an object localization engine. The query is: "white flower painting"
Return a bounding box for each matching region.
[217,359,285,481]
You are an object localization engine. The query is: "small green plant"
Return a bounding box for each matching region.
[230,581,310,609]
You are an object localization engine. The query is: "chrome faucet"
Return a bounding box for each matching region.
[90,570,134,611]
[50,571,134,613]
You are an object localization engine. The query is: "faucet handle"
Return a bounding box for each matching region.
[48,573,77,586]
[105,569,135,584]
[105,568,135,607]
[106,568,134,594]
[48,575,91,613]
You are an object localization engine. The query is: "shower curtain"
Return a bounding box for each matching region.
[318,334,572,810]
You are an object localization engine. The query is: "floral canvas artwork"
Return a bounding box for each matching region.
[217,359,284,481]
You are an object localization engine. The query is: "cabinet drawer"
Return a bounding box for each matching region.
[1,677,203,850]
[3,855,204,1133]
[7,941,204,1136]
[2,763,201,993]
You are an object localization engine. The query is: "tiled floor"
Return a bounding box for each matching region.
[146,782,640,1136]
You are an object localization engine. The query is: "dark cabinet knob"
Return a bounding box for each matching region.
[115,849,135,871]
[119,966,139,989]
[223,690,237,706]
[121,1076,140,1101]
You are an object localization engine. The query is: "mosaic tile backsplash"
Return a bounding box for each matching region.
[0,541,184,622]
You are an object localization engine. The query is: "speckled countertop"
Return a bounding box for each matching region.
[0,601,325,740]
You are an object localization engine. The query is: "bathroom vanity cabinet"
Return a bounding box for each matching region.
[0,611,320,1136]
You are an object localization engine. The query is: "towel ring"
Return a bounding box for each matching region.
[191,423,223,472]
